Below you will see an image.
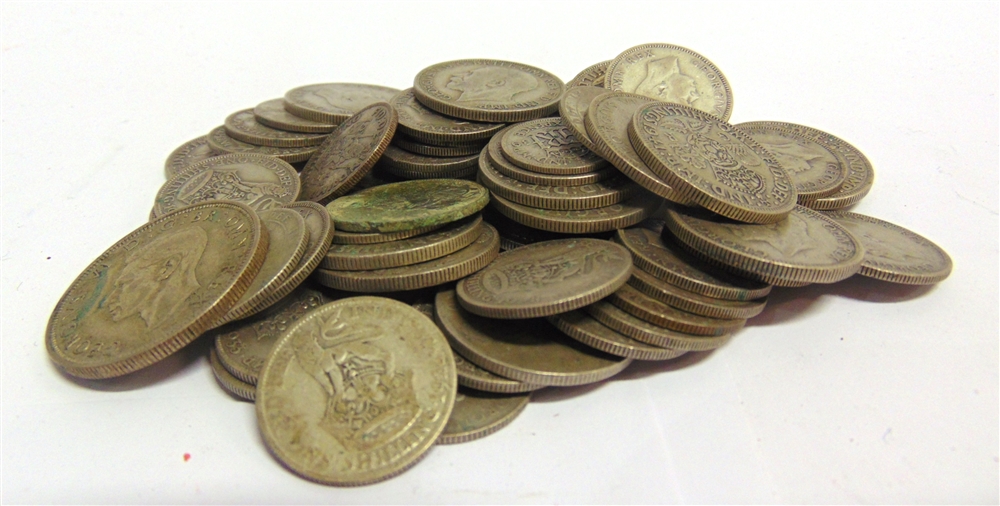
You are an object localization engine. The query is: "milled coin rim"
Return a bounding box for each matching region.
[224,108,328,148]
[488,192,658,234]
[283,82,401,124]
[453,348,546,394]
[627,268,767,320]
[254,98,337,134]
[380,144,479,171]
[325,179,490,233]
[804,135,876,210]
[164,135,219,179]
[393,136,485,157]
[586,301,733,352]
[548,310,687,361]
[567,60,611,88]
[558,85,611,153]
[210,347,256,401]
[608,284,746,336]
[321,215,483,271]
[206,125,317,163]
[267,201,336,299]
[437,390,531,445]
[487,127,615,187]
[392,88,505,144]
[331,223,443,245]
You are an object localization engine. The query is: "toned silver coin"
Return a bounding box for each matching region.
[664,205,865,284]
[567,60,610,88]
[380,144,479,179]
[256,297,456,486]
[152,153,300,218]
[46,202,267,379]
[254,98,337,133]
[283,83,400,124]
[824,211,952,284]
[559,86,612,153]
[210,347,256,401]
[321,215,483,271]
[438,388,530,445]
[325,179,490,233]
[548,310,686,361]
[489,192,659,234]
[394,135,485,157]
[332,223,444,245]
[606,43,733,120]
[435,289,631,386]
[608,283,746,336]
[456,238,633,319]
[224,108,328,148]
[391,88,504,144]
[413,59,564,122]
[297,102,397,204]
[481,205,613,248]
[313,223,499,292]
[164,135,219,179]
[587,301,733,351]
[802,133,875,210]
[487,125,614,187]
[630,103,796,223]
[500,117,607,175]
[268,202,336,298]
[206,125,317,163]
[628,268,766,320]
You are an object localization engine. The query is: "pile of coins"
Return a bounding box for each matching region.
[47,42,953,487]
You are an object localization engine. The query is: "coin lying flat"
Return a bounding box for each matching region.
[46,201,267,379]
[438,388,530,445]
[210,347,256,401]
[549,310,686,361]
[567,60,610,88]
[297,102,397,204]
[325,179,490,233]
[206,125,317,163]
[413,59,564,122]
[380,144,479,179]
[331,223,444,245]
[587,301,732,351]
[283,82,401,124]
[224,109,328,148]
[456,238,633,319]
[608,283,745,336]
[629,103,796,224]
[486,126,615,187]
[824,211,952,284]
[269,202,336,297]
[254,98,337,133]
[164,135,219,179]
[394,135,485,157]
[627,268,766,320]
[605,42,733,121]
[256,297,456,486]
[800,133,875,210]
[500,117,608,175]
[559,86,612,153]
[391,88,504,144]
[488,191,659,234]
[435,289,631,386]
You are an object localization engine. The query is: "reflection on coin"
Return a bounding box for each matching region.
[587,301,732,351]
[210,347,256,401]
[549,310,686,361]
[501,117,607,175]
[567,60,610,88]
[256,297,456,486]
[284,83,400,124]
[224,109,327,147]
[331,223,444,245]
[438,388,530,445]
[608,284,745,336]
[800,133,875,210]
[392,88,504,144]
[321,215,483,271]
[206,125,317,163]
[254,98,336,133]
[478,152,636,210]
[628,268,766,320]
[325,179,489,233]
[486,126,615,187]
[488,192,659,234]
[46,201,267,379]
[164,135,219,179]
[559,86,612,153]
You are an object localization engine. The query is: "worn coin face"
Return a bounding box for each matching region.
[487,126,614,187]
[548,310,686,361]
[628,268,766,320]
[283,83,401,124]
[256,297,456,486]
[489,192,659,234]
[224,108,328,147]
[206,125,317,163]
[210,347,256,401]
[606,43,733,121]
[152,153,300,218]
[824,211,952,284]
[46,202,267,379]
[801,133,875,210]
[254,98,337,133]
[457,238,633,319]
[558,86,612,153]
[391,88,504,144]
[586,301,733,351]
[567,60,611,88]
[325,179,490,233]
[413,59,564,122]
[438,388,530,445]
[500,117,607,175]
[322,215,483,271]
[630,103,796,223]
[164,135,219,179]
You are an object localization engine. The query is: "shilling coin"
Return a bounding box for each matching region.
[206,125,317,163]
[297,102,397,204]
[801,133,875,210]
[46,201,267,379]
[321,215,483,271]
[435,289,631,386]
[605,43,733,121]
[558,86,612,153]
[628,268,766,320]
[393,135,485,157]
[224,108,328,147]
[379,144,479,179]
[164,135,219,179]
[548,310,686,361]
[629,103,796,223]
[500,117,608,175]
[332,223,444,245]
[253,98,337,134]
[482,205,612,248]
[210,347,256,402]
[488,192,659,234]
[413,59,564,122]
[567,60,610,88]
[587,301,733,351]
[256,297,456,486]
[486,126,615,187]
[824,211,952,284]
[283,82,400,124]
[391,88,504,144]
[608,283,746,336]
[325,179,490,233]
[456,238,633,319]
[269,202,336,297]
[438,388,531,445]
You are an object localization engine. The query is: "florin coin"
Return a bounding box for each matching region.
[325,179,490,233]
[380,144,479,179]
[321,215,483,271]
[331,223,444,245]
[283,83,400,124]
[486,127,615,187]
[210,347,256,401]
[558,86,612,153]
[488,192,659,234]
[435,289,631,386]
[297,102,397,204]
[438,388,530,445]
[256,297,456,486]
[456,238,633,319]
[394,135,485,157]
[164,135,219,179]
[268,201,336,297]
[391,88,504,144]
[413,59,564,122]
[254,98,337,133]
[224,108,328,147]
[628,268,766,320]
[567,60,610,88]
[605,43,733,121]
[800,133,875,210]
[608,283,745,336]
[548,310,686,361]
[206,125,317,163]
[46,201,267,379]
[478,152,636,210]
[586,301,733,351]
[500,117,608,175]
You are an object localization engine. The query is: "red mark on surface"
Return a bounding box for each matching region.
[183,453,191,462]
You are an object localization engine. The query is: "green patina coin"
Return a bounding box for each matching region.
[325,179,490,233]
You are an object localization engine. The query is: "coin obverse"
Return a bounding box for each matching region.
[283,82,401,124]
[500,117,608,175]
[325,179,490,233]
[438,388,531,445]
[391,88,504,144]
[567,60,611,88]
[801,133,876,210]
[254,98,337,134]
[164,135,219,179]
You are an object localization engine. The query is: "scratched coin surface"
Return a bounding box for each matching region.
[254,98,337,133]
[297,102,397,204]
[558,86,612,153]
[321,215,483,271]
[283,83,401,124]
[413,59,564,122]
[438,388,530,445]
[824,211,952,284]
[500,117,608,175]
[224,108,328,147]
[164,135,219,179]
[391,88,504,144]
[567,60,610,88]
[549,310,686,361]
[151,153,300,219]
[206,125,317,163]
[486,126,615,187]
[606,42,733,120]
[456,238,633,319]
[800,133,875,210]
[325,179,490,233]
[256,296,456,486]
[488,192,659,234]
[478,152,636,210]
[46,201,267,379]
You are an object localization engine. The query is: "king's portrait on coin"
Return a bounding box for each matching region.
[447,67,538,103]
[634,56,702,108]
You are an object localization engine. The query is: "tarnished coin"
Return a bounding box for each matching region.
[224,109,328,147]
[393,135,485,157]
[254,98,337,133]
[152,153,300,219]
[489,192,659,234]
[548,310,686,361]
[283,83,401,124]
[164,135,219,179]
[413,59,564,122]
[628,268,766,320]
[456,238,633,319]
[297,102,397,204]
[269,202,336,297]
[801,133,875,210]
[606,43,733,121]
[313,223,499,292]
[478,152,636,210]
[630,103,796,223]
[256,296,456,486]
[438,388,530,445]
[321,215,483,271]
[435,289,631,386]
[824,211,952,284]
[735,121,850,203]
[587,301,733,351]
[558,86,612,153]
[210,347,256,401]
[325,179,490,233]
[663,205,865,285]
[567,60,610,88]
[500,117,608,175]
[46,202,267,379]
[487,126,615,187]
[332,223,444,245]
[392,88,504,144]
[206,125,317,163]
[380,144,479,180]
[608,283,745,336]
[482,205,612,250]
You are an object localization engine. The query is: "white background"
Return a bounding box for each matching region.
[2,1,997,503]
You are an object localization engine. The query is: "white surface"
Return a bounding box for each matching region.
[2,1,997,503]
